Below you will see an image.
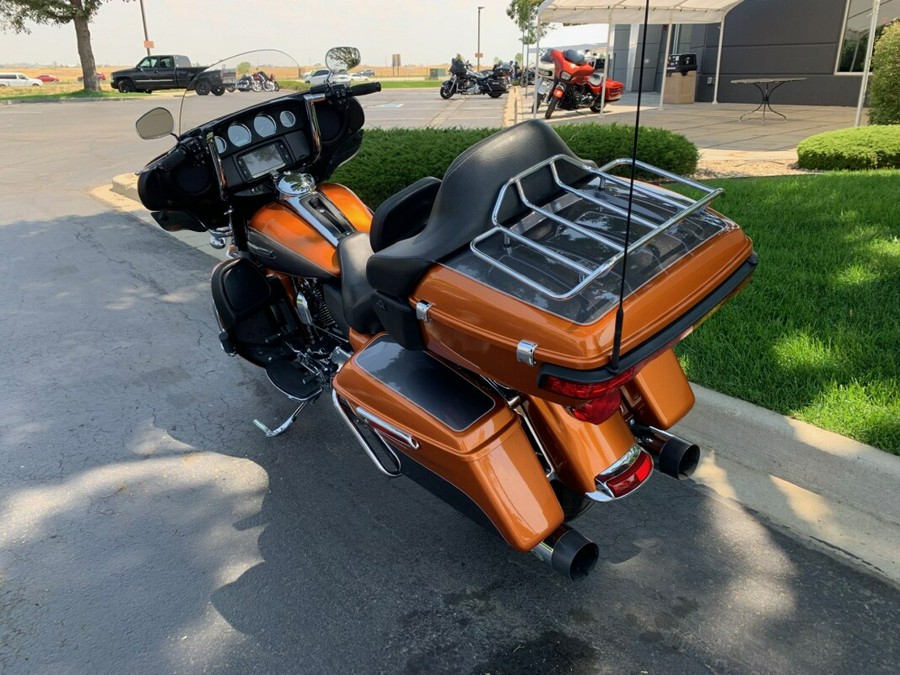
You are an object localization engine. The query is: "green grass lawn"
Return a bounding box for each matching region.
[675,171,900,454]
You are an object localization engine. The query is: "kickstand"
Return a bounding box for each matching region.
[253,400,310,438]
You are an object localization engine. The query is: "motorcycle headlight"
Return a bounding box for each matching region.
[560,72,572,81]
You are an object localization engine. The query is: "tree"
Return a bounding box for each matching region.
[0,1,131,91]
[505,0,548,47]
[869,20,900,125]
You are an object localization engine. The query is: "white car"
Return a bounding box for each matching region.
[0,72,43,87]
[303,69,352,85]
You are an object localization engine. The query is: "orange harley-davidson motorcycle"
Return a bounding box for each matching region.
[136,49,756,580]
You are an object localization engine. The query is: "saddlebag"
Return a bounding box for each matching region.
[332,336,564,551]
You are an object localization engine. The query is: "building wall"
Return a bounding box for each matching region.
[616,0,869,106]
[693,0,861,105]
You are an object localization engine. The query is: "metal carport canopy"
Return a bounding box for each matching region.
[535,0,746,106]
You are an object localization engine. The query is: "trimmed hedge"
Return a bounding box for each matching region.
[796,125,900,170]
[331,123,698,207]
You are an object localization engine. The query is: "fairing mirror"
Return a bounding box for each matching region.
[325,47,361,73]
[135,107,175,140]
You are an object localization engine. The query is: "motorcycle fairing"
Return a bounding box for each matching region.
[333,335,565,550]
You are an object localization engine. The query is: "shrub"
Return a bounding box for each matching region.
[869,20,900,126]
[332,123,698,207]
[796,125,900,170]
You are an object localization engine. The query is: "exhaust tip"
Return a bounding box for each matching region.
[657,437,700,480]
[533,526,600,581]
[632,424,701,480]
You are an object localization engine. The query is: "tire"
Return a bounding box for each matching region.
[488,91,502,99]
[589,97,606,113]
[195,80,211,96]
[118,78,135,94]
[143,89,153,94]
[225,84,235,92]
[544,96,559,120]
[439,83,454,99]
[212,86,225,96]
[532,93,544,113]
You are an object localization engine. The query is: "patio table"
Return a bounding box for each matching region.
[731,78,806,122]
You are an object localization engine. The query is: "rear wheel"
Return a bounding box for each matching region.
[544,96,559,120]
[118,78,135,94]
[488,91,502,99]
[531,93,544,113]
[195,80,211,96]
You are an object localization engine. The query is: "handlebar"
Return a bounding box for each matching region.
[156,144,187,172]
[349,82,382,97]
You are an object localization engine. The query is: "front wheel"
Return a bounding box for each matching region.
[225,83,235,92]
[118,78,135,94]
[531,93,544,113]
[589,97,606,113]
[544,96,559,120]
[439,83,454,99]
[212,86,225,96]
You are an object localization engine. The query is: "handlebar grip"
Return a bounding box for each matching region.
[349,82,382,97]
[157,144,187,172]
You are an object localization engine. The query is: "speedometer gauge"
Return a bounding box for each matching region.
[279,110,297,128]
[253,114,277,137]
[227,123,252,147]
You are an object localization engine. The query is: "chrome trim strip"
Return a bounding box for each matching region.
[354,406,420,451]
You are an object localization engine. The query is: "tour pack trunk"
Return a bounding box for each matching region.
[408,156,757,422]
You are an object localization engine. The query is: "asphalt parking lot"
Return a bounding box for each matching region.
[0,91,898,673]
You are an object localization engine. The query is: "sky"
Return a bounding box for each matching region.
[0,0,608,67]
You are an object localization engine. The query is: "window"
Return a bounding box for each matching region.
[837,0,899,72]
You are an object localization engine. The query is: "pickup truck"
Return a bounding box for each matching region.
[110,55,236,96]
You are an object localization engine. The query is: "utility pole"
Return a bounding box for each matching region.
[477,6,485,70]
[139,0,152,56]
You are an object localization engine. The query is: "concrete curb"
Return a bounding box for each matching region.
[102,172,900,587]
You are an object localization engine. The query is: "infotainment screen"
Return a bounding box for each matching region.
[241,143,287,178]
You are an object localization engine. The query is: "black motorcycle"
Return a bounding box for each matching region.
[236,71,279,93]
[440,58,506,99]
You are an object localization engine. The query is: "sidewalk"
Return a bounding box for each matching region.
[99,93,899,586]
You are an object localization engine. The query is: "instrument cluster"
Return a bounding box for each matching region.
[206,100,312,190]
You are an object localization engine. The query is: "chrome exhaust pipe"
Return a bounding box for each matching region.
[632,424,700,480]
[531,526,599,581]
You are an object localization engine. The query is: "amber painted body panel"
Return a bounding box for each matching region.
[332,345,564,551]
[248,184,372,278]
[412,228,753,406]
[527,400,636,493]
[623,348,695,429]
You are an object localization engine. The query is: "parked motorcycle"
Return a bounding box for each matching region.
[135,48,756,580]
[536,49,624,119]
[237,70,279,92]
[440,57,507,99]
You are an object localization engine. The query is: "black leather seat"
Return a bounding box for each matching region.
[337,232,381,334]
[366,119,582,298]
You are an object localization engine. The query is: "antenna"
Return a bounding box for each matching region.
[609,0,652,371]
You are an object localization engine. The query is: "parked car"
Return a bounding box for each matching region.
[0,72,42,87]
[37,74,60,83]
[303,69,351,85]
[349,72,369,81]
[77,72,107,82]
[358,69,375,77]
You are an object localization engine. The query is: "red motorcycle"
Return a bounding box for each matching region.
[538,49,624,120]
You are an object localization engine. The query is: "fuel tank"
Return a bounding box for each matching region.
[247,182,371,278]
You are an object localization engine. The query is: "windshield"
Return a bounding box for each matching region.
[177,50,302,134]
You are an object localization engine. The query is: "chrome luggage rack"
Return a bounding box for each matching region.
[470,155,723,301]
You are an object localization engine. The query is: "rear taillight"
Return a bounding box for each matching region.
[590,446,654,501]
[542,368,635,424]
[603,448,653,498]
